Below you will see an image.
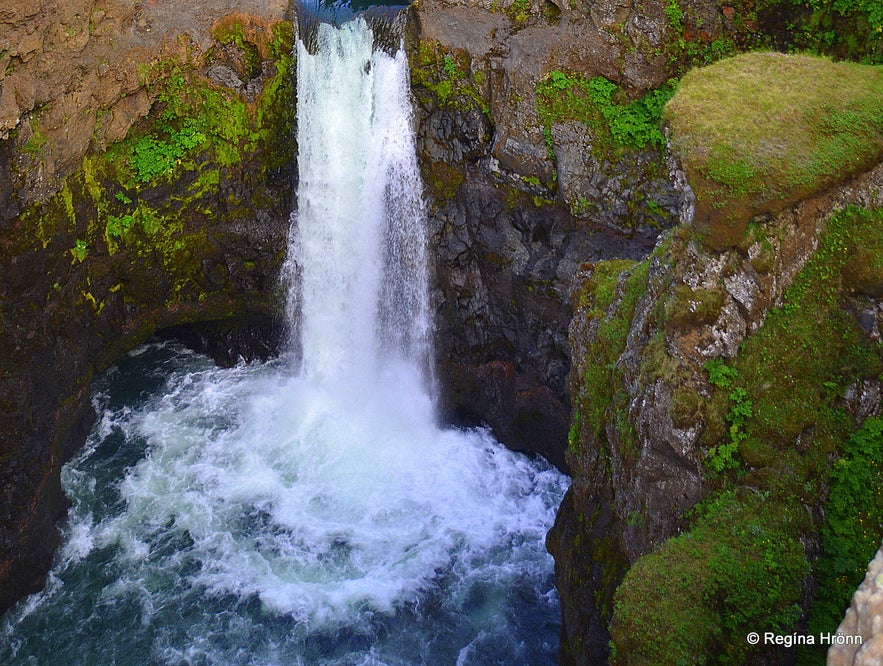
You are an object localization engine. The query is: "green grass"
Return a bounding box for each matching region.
[665,53,883,248]
[805,416,883,661]
[733,207,883,461]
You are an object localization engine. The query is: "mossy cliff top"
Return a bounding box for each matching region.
[665,52,883,249]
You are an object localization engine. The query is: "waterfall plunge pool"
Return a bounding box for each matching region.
[1,17,569,665]
[0,343,567,665]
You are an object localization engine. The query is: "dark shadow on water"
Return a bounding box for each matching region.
[295,0,412,55]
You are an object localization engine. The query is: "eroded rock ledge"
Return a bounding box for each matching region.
[0,0,293,613]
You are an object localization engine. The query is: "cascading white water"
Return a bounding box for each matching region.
[0,17,567,666]
[289,20,431,382]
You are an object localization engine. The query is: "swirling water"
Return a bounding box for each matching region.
[0,18,568,665]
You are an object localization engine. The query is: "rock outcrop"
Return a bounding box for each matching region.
[0,0,288,203]
[408,0,699,467]
[829,545,883,666]
[550,159,883,663]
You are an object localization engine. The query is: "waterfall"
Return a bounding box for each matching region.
[0,17,567,666]
[287,19,431,386]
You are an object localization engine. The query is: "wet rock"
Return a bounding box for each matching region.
[0,0,292,617]
[410,0,692,470]
[207,64,245,91]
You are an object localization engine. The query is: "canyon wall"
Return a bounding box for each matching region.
[0,0,294,612]
[1,0,687,618]
[2,2,881,665]
[409,0,692,467]
[550,52,883,663]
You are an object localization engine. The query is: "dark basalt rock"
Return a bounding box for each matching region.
[0,125,294,619]
[159,313,286,368]
[428,169,659,470]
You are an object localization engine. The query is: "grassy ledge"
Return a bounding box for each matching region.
[665,52,883,249]
[536,72,676,156]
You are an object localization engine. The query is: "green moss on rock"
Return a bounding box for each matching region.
[605,205,883,664]
[570,259,648,448]
[610,490,809,665]
[409,40,490,116]
[665,53,883,249]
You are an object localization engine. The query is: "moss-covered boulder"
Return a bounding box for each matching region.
[665,52,883,249]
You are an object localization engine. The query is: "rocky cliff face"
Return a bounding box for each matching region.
[550,159,883,663]
[0,1,293,613]
[0,0,289,204]
[407,0,702,467]
[3,3,879,663]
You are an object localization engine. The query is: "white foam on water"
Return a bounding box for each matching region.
[77,358,564,631]
[0,18,568,665]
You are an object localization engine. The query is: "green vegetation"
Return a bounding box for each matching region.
[132,64,247,176]
[118,18,294,188]
[22,126,49,158]
[656,0,880,78]
[505,0,531,27]
[665,53,883,247]
[488,0,560,28]
[410,40,489,115]
[807,416,883,649]
[601,205,883,663]
[9,17,294,315]
[570,259,648,450]
[536,71,677,155]
[660,0,737,73]
[85,35,293,256]
[71,239,88,262]
[759,0,883,63]
[211,18,262,78]
[704,365,753,474]
[665,0,684,32]
[610,490,808,665]
[732,207,882,462]
[131,120,206,183]
[425,160,466,202]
